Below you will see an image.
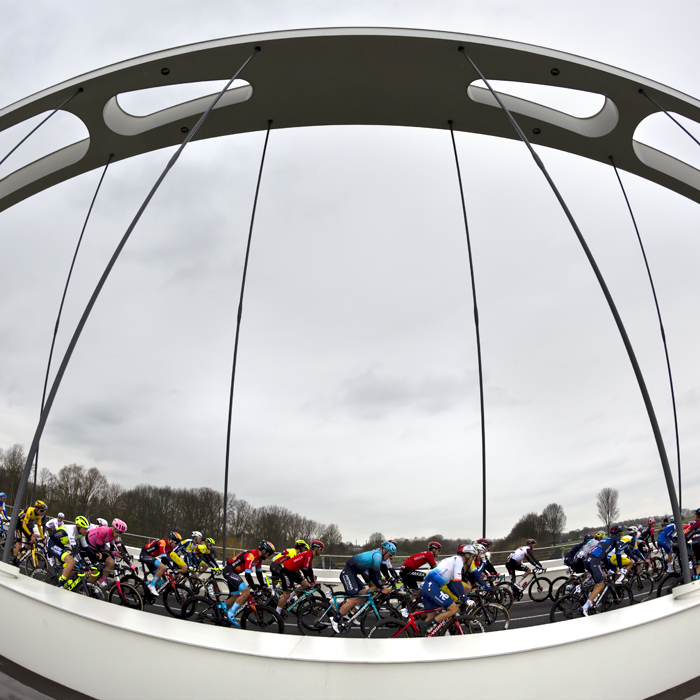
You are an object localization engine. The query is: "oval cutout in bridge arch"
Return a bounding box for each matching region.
[0,110,89,182]
[116,80,251,116]
[634,111,700,172]
[469,80,606,118]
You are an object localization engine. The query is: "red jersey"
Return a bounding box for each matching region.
[282,549,314,572]
[229,549,263,575]
[401,550,437,571]
[144,539,172,557]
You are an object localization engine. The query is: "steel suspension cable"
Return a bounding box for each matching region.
[2,47,261,564]
[30,154,114,504]
[448,121,487,538]
[0,88,83,169]
[222,120,272,560]
[609,156,683,511]
[457,46,692,584]
[639,89,700,149]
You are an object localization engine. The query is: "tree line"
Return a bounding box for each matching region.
[0,444,344,553]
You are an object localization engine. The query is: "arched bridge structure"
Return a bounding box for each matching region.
[2,27,700,211]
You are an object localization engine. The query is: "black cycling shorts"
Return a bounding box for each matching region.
[400,568,425,590]
[271,562,302,591]
[585,556,605,584]
[222,565,247,594]
[505,558,527,576]
[340,566,365,597]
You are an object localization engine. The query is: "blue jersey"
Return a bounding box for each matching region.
[658,524,676,541]
[346,549,384,587]
[590,535,624,562]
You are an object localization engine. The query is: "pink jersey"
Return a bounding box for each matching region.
[87,525,115,549]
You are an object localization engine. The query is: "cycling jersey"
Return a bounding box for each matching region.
[0,501,8,523]
[177,539,218,568]
[639,525,655,545]
[422,556,468,606]
[589,535,624,564]
[401,550,437,572]
[467,557,489,588]
[346,549,384,588]
[575,540,598,561]
[228,549,266,587]
[658,523,676,541]
[17,507,44,539]
[272,547,298,564]
[508,546,542,567]
[141,539,187,570]
[86,526,115,550]
[282,549,314,575]
[619,535,644,562]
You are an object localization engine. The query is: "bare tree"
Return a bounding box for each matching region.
[540,503,567,545]
[367,532,385,548]
[0,444,26,505]
[596,487,620,532]
[320,523,343,554]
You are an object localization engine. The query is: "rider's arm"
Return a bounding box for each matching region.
[525,549,543,568]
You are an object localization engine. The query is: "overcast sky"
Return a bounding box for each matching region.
[1,1,699,544]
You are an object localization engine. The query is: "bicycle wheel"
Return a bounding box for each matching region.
[163,584,191,617]
[496,581,518,606]
[181,595,225,625]
[549,576,571,600]
[360,603,401,637]
[549,594,584,623]
[240,604,284,633]
[367,618,414,639]
[528,577,552,603]
[656,572,682,597]
[443,614,485,635]
[600,584,633,611]
[85,582,106,601]
[474,602,510,631]
[296,598,333,635]
[628,573,654,603]
[108,582,143,611]
[649,557,665,581]
[493,584,514,610]
[21,550,47,580]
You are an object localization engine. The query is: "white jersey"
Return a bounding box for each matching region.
[432,555,464,585]
[575,540,598,560]
[45,518,64,533]
[510,546,531,563]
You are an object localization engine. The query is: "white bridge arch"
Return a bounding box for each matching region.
[2,27,700,211]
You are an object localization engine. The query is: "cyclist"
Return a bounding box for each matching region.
[84,518,127,584]
[572,534,600,573]
[270,539,309,576]
[178,531,219,573]
[220,540,275,627]
[12,500,47,560]
[564,534,594,575]
[140,531,189,595]
[638,518,656,556]
[419,544,478,636]
[332,541,395,633]
[683,509,700,579]
[475,538,499,578]
[379,539,400,584]
[44,512,65,537]
[657,518,676,573]
[47,515,90,589]
[505,539,545,588]
[465,543,492,591]
[582,525,625,616]
[400,541,442,592]
[273,540,325,616]
[0,493,9,536]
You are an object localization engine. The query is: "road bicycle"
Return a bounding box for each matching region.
[468,587,511,630]
[500,566,551,603]
[549,573,633,622]
[367,603,485,638]
[296,585,402,637]
[180,588,284,632]
[17,539,48,580]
